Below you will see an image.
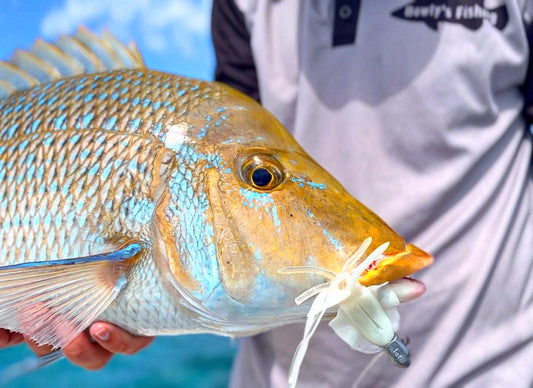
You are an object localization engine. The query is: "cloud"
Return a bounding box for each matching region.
[40,0,212,58]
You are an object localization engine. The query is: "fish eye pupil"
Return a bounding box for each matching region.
[252,168,273,187]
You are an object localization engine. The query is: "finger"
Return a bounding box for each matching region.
[24,335,54,357]
[63,332,113,370]
[388,277,426,303]
[0,329,24,348]
[89,322,154,355]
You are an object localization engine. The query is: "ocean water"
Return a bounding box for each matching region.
[0,335,237,387]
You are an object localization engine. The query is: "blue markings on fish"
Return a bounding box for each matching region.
[305,209,344,251]
[240,188,281,228]
[290,176,326,190]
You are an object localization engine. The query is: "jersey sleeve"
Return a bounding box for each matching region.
[211,0,260,102]
[522,6,533,124]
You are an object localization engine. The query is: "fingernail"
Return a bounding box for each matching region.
[92,324,110,341]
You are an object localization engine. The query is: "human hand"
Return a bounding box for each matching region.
[21,322,154,370]
[0,329,24,347]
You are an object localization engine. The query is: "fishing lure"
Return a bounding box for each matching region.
[282,237,425,387]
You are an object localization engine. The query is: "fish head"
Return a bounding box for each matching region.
[154,84,432,331]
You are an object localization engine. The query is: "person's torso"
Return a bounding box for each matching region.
[231,1,533,387]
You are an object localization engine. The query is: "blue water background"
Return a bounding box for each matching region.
[0,335,237,387]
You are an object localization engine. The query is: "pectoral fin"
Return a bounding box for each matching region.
[0,243,141,349]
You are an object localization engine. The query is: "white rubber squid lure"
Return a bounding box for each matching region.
[280,237,425,388]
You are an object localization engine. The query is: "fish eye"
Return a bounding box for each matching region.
[241,154,284,191]
[251,168,273,187]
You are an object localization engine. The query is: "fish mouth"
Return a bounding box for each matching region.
[358,243,433,286]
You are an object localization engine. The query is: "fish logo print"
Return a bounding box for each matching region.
[392,0,509,31]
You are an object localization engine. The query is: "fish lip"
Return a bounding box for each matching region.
[358,243,433,287]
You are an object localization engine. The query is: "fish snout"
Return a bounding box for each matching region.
[359,243,433,287]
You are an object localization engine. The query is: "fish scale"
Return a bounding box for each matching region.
[0,69,217,142]
[0,65,239,337]
[0,129,168,265]
[0,29,432,351]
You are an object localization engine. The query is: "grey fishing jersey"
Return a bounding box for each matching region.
[212,0,533,387]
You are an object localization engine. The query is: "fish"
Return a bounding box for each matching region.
[0,27,433,352]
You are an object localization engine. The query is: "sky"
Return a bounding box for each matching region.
[0,0,216,80]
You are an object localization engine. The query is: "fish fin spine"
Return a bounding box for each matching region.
[0,26,145,99]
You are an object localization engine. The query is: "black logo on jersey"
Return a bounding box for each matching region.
[392,0,508,31]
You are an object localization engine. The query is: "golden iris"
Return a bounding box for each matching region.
[241,153,284,191]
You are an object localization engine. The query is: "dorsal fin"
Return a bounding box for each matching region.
[0,26,145,98]
[0,61,39,95]
[31,39,85,76]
